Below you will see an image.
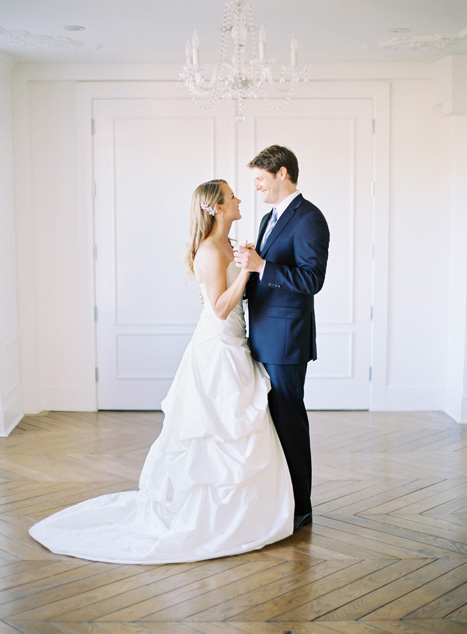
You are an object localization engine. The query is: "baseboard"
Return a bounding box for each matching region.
[445,388,467,424]
[385,385,446,411]
[0,410,23,437]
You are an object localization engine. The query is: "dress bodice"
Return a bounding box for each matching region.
[198,261,246,343]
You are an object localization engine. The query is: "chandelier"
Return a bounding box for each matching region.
[179,0,308,122]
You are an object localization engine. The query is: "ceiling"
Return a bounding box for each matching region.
[0,0,467,66]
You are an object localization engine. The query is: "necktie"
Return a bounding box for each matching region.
[260,207,278,250]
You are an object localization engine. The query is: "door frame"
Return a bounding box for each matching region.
[77,80,390,411]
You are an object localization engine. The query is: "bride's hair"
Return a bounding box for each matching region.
[185,179,227,274]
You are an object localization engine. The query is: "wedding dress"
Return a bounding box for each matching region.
[29,262,294,564]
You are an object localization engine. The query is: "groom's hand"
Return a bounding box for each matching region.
[234,244,265,275]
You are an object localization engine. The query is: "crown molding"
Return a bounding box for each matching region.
[0,25,84,53]
[378,26,467,51]
[0,50,14,71]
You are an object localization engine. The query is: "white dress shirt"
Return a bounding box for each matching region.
[259,190,300,278]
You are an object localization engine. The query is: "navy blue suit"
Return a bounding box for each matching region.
[246,193,329,515]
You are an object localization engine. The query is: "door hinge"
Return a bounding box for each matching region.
[94,306,98,321]
[369,366,373,381]
[371,181,375,197]
[95,367,99,382]
[372,118,376,134]
[93,244,98,261]
[91,119,95,135]
[92,182,96,199]
[370,305,374,321]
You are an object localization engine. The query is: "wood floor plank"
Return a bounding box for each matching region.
[184,559,355,623]
[0,410,464,633]
[446,599,467,623]
[322,513,467,558]
[403,619,467,633]
[133,623,208,634]
[357,561,467,620]
[311,516,434,559]
[0,620,34,633]
[194,624,338,634]
[358,559,467,621]
[4,621,66,634]
[231,560,391,622]
[407,582,467,620]
[0,560,90,592]
[314,623,396,633]
[54,624,135,634]
[362,622,456,633]
[0,564,139,616]
[57,560,246,621]
[309,559,431,621]
[99,559,298,622]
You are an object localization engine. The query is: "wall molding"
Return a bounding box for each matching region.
[386,386,449,412]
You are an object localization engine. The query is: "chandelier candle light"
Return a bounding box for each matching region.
[180,0,308,122]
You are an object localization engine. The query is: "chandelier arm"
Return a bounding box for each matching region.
[181,0,308,120]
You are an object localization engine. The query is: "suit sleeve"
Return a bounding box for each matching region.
[261,210,330,295]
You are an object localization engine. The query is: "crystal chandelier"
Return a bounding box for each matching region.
[179,0,308,122]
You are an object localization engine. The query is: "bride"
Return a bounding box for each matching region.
[29,179,294,564]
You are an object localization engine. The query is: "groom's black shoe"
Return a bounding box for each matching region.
[293,512,313,533]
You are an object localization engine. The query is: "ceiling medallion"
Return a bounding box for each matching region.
[179,0,308,122]
[378,26,467,50]
[0,26,84,51]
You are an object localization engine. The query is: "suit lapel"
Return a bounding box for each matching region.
[259,194,302,257]
[256,210,273,254]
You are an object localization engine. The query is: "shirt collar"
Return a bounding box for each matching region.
[275,190,300,218]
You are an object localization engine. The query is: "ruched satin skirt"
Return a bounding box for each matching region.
[29,266,294,564]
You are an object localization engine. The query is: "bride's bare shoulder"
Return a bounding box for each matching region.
[194,238,226,281]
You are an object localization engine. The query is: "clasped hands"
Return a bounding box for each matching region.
[233,241,265,274]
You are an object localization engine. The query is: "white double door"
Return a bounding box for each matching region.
[93,95,374,410]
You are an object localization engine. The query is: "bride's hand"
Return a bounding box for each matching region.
[242,240,255,250]
[234,243,264,273]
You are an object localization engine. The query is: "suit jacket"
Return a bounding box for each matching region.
[246,193,330,365]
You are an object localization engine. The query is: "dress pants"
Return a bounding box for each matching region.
[263,362,311,516]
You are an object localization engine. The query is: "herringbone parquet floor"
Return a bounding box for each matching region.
[0,410,466,634]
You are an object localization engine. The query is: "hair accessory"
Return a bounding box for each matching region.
[200,202,216,216]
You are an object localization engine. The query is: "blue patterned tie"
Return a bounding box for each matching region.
[260,207,278,250]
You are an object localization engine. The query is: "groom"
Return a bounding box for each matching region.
[234,145,329,532]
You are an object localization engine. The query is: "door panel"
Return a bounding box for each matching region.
[94,97,373,410]
[93,99,233,408]
[236,99,374,408]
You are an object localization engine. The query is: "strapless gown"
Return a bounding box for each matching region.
[29,262,294,564]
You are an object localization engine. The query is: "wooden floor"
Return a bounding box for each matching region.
[0,410,466,634]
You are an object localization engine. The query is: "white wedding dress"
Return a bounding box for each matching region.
[29,262,294,564]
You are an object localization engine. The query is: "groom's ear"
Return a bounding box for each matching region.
[277,166,288,181]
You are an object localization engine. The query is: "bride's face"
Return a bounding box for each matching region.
[218,183,241,221]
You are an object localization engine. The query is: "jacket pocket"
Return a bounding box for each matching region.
[266,305,302,319]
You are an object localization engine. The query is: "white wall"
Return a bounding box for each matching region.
[433,56,467,423]
[0,53,22,436]
[446,115,467,423]
[13,78,95,413]
[386,79,452,409]
[8,61,467,426]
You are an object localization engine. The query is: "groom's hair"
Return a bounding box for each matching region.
[248,145,299,184]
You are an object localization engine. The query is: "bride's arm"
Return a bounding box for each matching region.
[197,245,249,321]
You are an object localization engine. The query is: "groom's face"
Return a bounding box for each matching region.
[253,168,281,205]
